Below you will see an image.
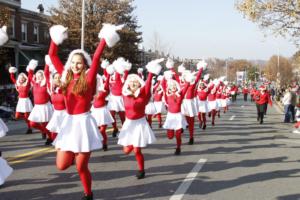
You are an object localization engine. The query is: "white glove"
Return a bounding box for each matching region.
[185,72,195,83]
[164,70,174,80]
[203,74,210,81]
[50,25,68,45]
[106,64,115,75]
[9,66,17,74]
[101,59,110,69]
[146,58,164,75]
[197,60,207,70]
[98,23,124,47]
[26,59,38,72]
[137,68,143,74]
[0,26,8,46]
[178,64,186,73]
[165,58,174,69]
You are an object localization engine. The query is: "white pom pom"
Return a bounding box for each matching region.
[101,59,110,69]
[45,55,52,66]
[50,25,68,45]
[0,26,8,46]
[164,70,174,80]
[146,58,164,75]
[166,58,174,69]
[213,79,219,86]
[224,81,229,86]
[26,59,38,72]
[112,57,131,74]
[184,72,196,83]
[98,23,124,47]
[137,68,143,74]
[9,66,17,73]
[178,64,186,73]
[218,76,226,82]
[197,60,207,70]
[203,74,210,81]
[124,60,132,71]
[106,64,115,75]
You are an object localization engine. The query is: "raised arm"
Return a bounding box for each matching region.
[44,64,51,90]
[48,41,64,74]
[195,68,203,85]
[180,82,190,99]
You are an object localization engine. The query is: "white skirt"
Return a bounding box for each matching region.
[193,98,199,113]
[227,98,231,106]
[198,100,208,113]
[0,118,8,138]
[163,112,187,130]
[28,102,54,123]
[16,97,33,113]
[221,99,227,108]
[0,157,13,186]
[91,106,114,126]
[216,99,222,111]
[181,99,197,117]
[46,109,67,133]
[154,101,166,114]
[118,117,156,148]
[145,102,157,115]
[107,94,125,112]
[53,112,103,153]
[208,100,218,112]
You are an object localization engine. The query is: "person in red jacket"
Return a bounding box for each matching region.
[242,85,249,101]
[26,60,54,144]
[48,24,122,200]
[44,55,66,145]
[8,66,33,134]
[118,58,163,179]
[161,76,191,155]
[91,62,115,151]
[254,85,272,124]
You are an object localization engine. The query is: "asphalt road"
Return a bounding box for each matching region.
[1,96,300,200]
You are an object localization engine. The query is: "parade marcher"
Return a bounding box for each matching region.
[90,61,115,151]
[153,75,166,128]
[230,83,238,102]
[0,118,13,186]
[161,73,192,155]
[49,23,122,200]
[44,55,66,144]
[242,85,249,101]
[117,58,163,179]
[8,66,33,134]
[254,85,272,124]
[27,60,54,145]
[207,79,221,126]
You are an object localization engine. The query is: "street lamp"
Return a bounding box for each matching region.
[81,0,85,50]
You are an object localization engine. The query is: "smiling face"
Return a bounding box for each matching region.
[53,73,61,86]
[71,54,85,74]
[168,82,178,94]
[19,74,26,84]
[128,78,141,94]
[36,71,44,83]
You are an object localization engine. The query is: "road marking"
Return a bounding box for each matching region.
[169,158,207,200]
[241,105,245,108]
[277,139,300,145]
[229,115,236,121]
[6,147,53,162]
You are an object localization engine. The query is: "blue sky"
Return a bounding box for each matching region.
[22,0,297,60]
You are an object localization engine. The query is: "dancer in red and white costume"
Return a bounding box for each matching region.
[118,58,163,179]
[161,75,192,155]
[44,55,66,144]
[207,79,221,126]
[27,60,54,144]
[49,24,122,200]
[90,60,115,151]
[106,58,130,137]
[220,82,230,113]
[153,75,166,128]
[8,66,33,134]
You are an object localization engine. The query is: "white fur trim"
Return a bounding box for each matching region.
[45,55,52,66]
[98,23,124,47]
[50,25,68,45]
[0,26,8,46]
[184,71,196,84]
[122,74,145,97]
[113,57,131,75]
[101,59,110,69]
[26,59,38,72]
[96,74,105,92]
[146,58,164,75]
[106,64,115,75]
[197,60,207,70]
[164,70,175,80]
[137,68,143,74]
[178,64,185,73]
[61,49,92,83]
[157,75,163,81]
[9,67,17,73]
[166,58,174,69]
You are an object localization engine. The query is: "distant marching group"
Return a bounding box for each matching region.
[0,24,272,200]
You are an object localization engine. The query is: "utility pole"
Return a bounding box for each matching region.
[81,0,85,50]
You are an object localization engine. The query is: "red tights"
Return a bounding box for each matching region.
[123,146,144,171]
[156,113,162,126]
[56,151,92,195]
[99,125,107,145]
[185,116,194,139]
[29,121,51,138]
[110,111,125,130]
[147,115,153,127]
[198,112,206,126]
[15,112,31,129]
[167,129,182,148]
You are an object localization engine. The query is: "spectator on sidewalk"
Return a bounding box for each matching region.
[291,87,297,122]
[282,87,292,123]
